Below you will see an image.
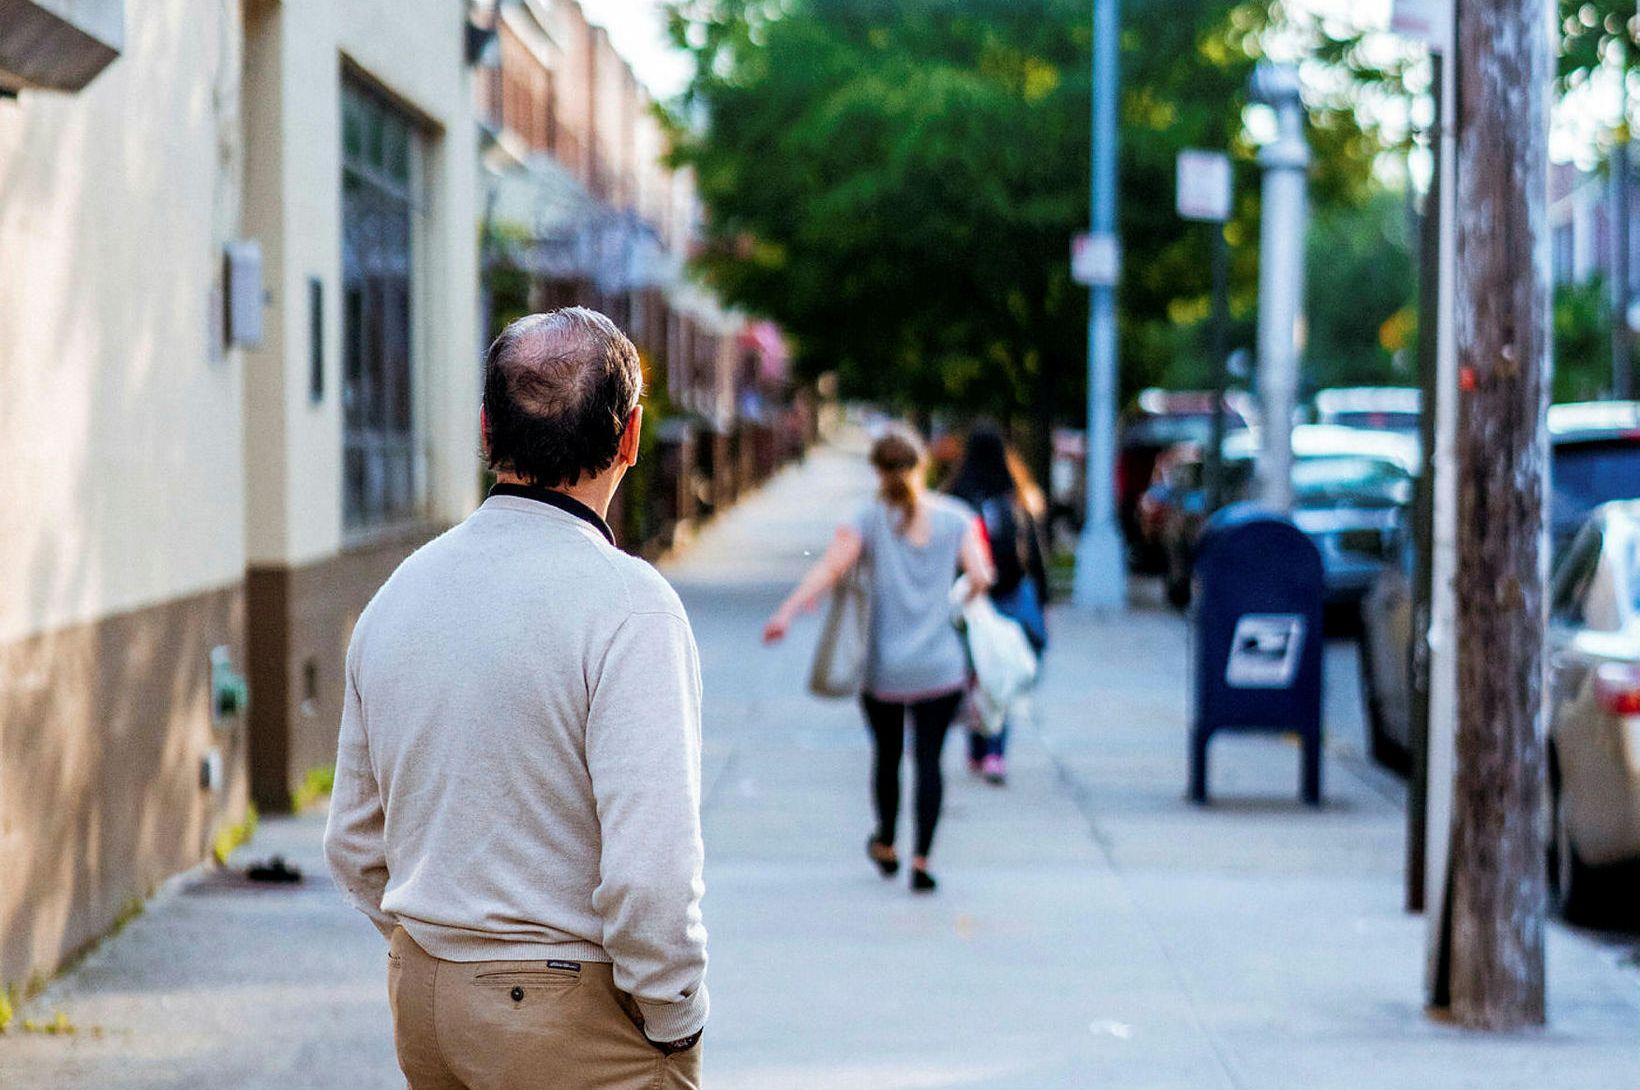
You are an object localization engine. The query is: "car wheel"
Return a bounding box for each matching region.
[1549,759,1597,924]
[1359,634,1408,774]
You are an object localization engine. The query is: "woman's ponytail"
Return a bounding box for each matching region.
[870,427,925,532]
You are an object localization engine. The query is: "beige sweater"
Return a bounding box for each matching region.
[323,494,708,1041]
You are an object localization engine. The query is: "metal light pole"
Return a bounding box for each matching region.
[1611,56,1632,400]
[1073,0,1127,610]
[1250,64,1309,513]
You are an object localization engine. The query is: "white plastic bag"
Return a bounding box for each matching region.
[950,576,1038,735]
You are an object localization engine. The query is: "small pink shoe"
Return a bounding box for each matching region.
[981,755,1007,785]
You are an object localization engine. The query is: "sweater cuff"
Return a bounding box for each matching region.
[638,985,709,1043]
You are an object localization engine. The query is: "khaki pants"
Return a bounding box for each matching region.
[388,928,702,1090]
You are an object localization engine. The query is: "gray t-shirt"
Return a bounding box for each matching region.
[852,494,977,700]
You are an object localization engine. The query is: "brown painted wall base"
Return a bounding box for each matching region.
[247,526,438,813]
[0,584,247,988]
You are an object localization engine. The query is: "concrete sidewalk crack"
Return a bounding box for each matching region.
[1035,718,1250,1090]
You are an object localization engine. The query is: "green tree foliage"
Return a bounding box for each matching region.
[1554,277,1615,402]
[664,0,1388,420]
[1304,191,1416,389]
[666,0,1274,418]
[666,0,1087,416]
[1559,0,1635,86]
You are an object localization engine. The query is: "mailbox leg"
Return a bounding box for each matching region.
[1189,725,1210,804]
[1301,729,1322,806]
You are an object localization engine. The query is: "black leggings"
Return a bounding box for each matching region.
[861,690,964,859]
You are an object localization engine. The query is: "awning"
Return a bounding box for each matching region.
[480,147,679,295]
[0,0,123,93]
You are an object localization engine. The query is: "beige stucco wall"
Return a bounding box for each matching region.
[241,0,481,570]
[0,0,248,645]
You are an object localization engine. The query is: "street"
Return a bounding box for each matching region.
[4,442,1640,1089]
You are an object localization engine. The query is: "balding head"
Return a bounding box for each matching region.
[482,308,644,488]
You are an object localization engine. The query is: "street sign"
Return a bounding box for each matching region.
[1391,0,1451,54]
[1176,149,1232,224]
[1071,233,1120,287]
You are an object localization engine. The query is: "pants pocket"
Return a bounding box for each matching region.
[662,1043,703,1090]
[470,968,581,990]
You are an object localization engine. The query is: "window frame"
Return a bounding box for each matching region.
[340,76,427,537]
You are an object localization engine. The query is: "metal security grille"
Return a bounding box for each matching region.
[342,82,418,531]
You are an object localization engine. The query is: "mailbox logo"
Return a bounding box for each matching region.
[1225,614,1306,689]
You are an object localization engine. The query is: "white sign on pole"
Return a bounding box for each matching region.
[1391,0,1452,54]
[1072,233,1121,287]
[1176,149,1233,223]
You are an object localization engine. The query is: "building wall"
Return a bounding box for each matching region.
[0,0,251,987]
[0,0,247,645]
[552,1,594,188]
[243,0,480,571]
[241,0,481,809]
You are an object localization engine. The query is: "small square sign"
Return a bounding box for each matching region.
[1176,150,1233,223]
[1071,233,1120,287]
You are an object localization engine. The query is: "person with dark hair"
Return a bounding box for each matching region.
[326,308,708,1090]
[946,426,1051,785]
[763,425,994,893]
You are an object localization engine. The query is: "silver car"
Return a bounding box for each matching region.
[1360,501,1640,922]
[1360,402,1640,769]
[1225,425,1417,606]
[1546,502,1640,918]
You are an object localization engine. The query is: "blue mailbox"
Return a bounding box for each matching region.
[1190,503,1325,806]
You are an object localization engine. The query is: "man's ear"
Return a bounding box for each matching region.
[479,404,491,458]
[619,405,644,467]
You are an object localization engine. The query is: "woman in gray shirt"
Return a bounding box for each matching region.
[765,427,993,892]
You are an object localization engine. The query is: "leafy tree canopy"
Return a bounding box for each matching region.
[1560,0,1636,87]
[664,0,1389,422]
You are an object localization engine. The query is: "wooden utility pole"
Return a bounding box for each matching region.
[1445,0,1550,1030]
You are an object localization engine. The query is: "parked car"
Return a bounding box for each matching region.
[1148,425,1417,609]
[1544,501,1640,919]
[1118,389,1250,570]
[1313,386,1421,435]
[1547,400,1640,554]
[1358,401,1640,770]
[1139,445,1254,607]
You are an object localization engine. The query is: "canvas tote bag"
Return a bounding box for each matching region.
[808,557,871,699]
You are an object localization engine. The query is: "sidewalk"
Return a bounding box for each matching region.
[4,441,1639,1089]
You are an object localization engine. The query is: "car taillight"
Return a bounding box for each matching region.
[1594,663,1640,717]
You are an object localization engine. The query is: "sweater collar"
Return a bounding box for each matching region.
[488,483,616,547]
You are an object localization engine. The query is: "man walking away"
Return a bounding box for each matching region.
[325,308,708,1090]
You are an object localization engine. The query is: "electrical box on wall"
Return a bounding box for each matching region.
[224,240,264,348]
[210,645,248,725]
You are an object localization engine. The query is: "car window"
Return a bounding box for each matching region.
[1127,416,1215,447]
[1550,523,1602,626]
[1552,441,1640,516]
[1291,456,1412,507]
[1326,411,1421,432]
[1626,533,1640,620]
[1584,544,1628,633]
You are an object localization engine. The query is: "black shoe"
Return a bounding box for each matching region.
[909,867,937,893]
[867,836,900,878]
